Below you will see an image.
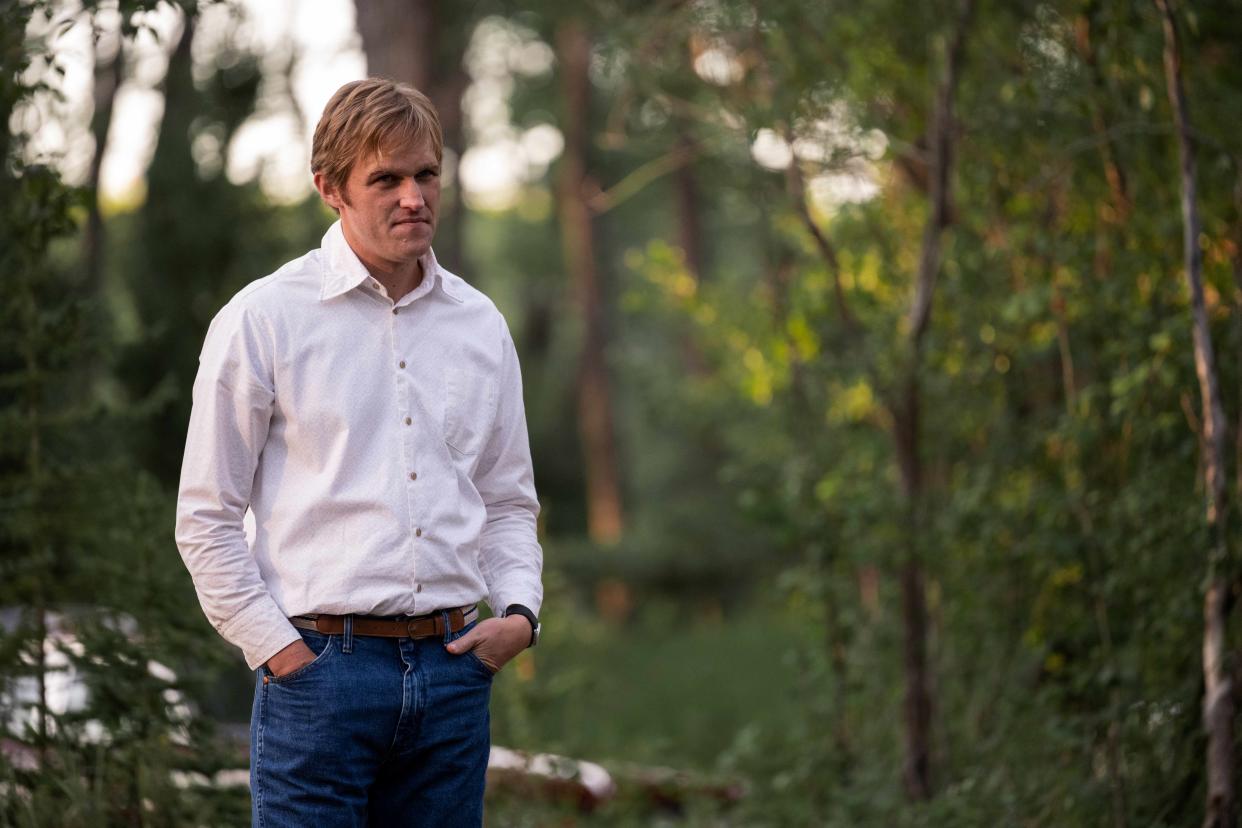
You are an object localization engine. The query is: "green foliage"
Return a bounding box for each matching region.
[113,14,329,485]
[8,0,1242,822]
[586,0,1242,822]
[1,3,248,824]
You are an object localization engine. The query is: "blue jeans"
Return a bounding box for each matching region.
[249,612,495,827]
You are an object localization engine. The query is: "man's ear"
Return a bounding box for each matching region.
[313,172,346,212]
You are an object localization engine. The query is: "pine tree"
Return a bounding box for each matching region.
[0,4,247,823]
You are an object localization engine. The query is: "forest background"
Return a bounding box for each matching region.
[4,0,1242,825]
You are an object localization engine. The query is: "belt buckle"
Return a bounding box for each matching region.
[406,619,419,638]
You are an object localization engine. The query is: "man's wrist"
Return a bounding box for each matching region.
[502,604,539,647]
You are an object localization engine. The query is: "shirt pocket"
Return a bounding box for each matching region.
[443,367,497,457]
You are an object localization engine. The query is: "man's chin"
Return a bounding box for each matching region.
[387,237,432,262]
[391,224,432,244]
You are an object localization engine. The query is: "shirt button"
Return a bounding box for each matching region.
[392,307,399,315]
[415,528,423,537]
[409,472,418,481]
[404,417,412,426]
[398,360,406,369]
[416,584,423,593]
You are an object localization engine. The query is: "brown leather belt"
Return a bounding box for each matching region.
[290,605,479,639]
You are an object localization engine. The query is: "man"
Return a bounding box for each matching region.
[174,78,542,826]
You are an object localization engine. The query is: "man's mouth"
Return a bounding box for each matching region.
[393,217,429,226]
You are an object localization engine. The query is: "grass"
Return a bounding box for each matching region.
[489,596,818,773]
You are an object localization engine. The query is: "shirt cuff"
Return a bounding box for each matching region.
[219,598,303,671]
[488,589,542,620]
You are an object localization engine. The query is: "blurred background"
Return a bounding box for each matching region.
[4,0,1242,824]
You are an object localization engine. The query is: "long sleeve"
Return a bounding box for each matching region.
[174,231,543,648]
[174,300,301,671]
[472,318,544,617]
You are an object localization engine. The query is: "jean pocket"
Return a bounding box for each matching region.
[465,648,499,678]
[446,618,495,678]
[266,630,336,685]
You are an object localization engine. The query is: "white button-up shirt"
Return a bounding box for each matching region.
[174,221,542,670]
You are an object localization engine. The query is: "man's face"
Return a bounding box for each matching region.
[315,137,441,271]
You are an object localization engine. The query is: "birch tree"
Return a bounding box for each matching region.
[1154,1,1236,824]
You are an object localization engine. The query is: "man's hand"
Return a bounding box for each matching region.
[265,639,316,677]
[444,615,531,673]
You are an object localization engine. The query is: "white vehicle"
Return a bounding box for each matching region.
[0,606,193,768]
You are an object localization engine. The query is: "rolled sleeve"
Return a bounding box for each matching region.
[174,301,300,670]
[472,319,544,617]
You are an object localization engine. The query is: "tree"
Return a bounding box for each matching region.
[1,4,246,823]
[888,0,973,797]
[1154,1,1236,824]
[81,10,124,294]
[609,0,1242,821]
[353,0,473,274]
[556,14,625,545]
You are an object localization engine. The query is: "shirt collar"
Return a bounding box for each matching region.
[319,220,462,304]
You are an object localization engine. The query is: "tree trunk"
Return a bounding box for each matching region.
[893,0,973,800]
[22,288,50,760]
[1073,0,1130,223]
[435,65,469,275]
[34,605,48,760]
[673,128,703,281]
[671,126,710,376]
[82,18,123,293]
[1154,2,1236,826]
[556,18,624,545]
[353,0,470,276]
[1231,171,1242,507]
[353,0,434,89]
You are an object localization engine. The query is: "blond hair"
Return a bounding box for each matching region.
[311,78,443,195]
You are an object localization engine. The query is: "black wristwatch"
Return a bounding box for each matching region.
[503,604,540,648]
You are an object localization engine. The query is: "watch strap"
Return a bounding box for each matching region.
[503,604,539,647]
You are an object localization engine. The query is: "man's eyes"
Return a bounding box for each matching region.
[373,171,438,185]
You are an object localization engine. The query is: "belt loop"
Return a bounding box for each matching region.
[342,614,355,654]
[440,609,452,644]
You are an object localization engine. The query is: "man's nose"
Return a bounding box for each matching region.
[398,178,425,209]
